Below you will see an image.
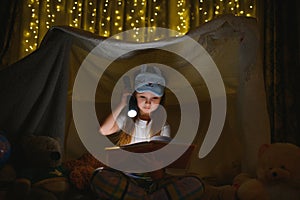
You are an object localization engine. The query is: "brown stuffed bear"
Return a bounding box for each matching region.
[9,135,70,200]
[233,143,300,200]
[63,152,105,192]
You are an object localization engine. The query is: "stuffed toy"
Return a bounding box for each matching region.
[233,142,300,200]
[8,135,70,200]
[63,152,105,192]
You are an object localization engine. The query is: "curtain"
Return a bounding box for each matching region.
[263,0,300,145]
[0,0,257,66]
[0,0,19,67]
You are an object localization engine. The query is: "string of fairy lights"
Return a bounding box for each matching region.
[22,0,256,57]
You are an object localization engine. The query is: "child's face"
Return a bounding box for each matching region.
[136,92,161,114]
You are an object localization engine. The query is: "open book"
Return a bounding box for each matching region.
[105,136,172,151]
[105,136,195,170]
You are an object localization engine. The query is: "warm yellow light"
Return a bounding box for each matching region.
[21,0,257,55]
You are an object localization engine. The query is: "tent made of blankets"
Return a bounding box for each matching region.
[0,15,270,185]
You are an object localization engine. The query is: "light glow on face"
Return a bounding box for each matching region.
[136,92,161,114]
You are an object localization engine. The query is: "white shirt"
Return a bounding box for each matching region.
[116,113,170,144]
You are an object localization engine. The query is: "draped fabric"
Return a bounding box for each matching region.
[263,0,300,145]
[0,0,257,66]
[0,15,270,183]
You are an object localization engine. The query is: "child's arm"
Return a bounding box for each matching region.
[99,92,130,135]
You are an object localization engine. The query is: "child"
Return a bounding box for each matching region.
[99,64,170,145]
[91,65,235,199]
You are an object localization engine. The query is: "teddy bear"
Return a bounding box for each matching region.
[233,142,300,200]
[63,152,105,192]
[8,135,70,200]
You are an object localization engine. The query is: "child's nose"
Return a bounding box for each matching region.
[145,98,151,104]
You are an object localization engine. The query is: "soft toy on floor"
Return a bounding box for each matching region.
[233,143,300,200]
[63,152,105,192]
[9,135,70,200]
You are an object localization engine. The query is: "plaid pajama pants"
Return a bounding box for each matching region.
[90,167,205,200]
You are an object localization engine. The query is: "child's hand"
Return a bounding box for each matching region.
[120,91,132,107]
